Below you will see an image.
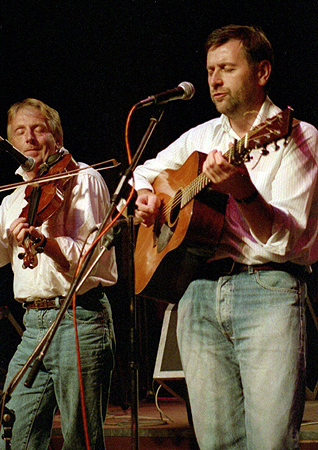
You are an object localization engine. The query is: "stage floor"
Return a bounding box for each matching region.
[301,400,318,444]
[49,398,318,450]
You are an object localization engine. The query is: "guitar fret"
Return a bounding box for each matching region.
[244,132,249,149]
[181,172,210,208]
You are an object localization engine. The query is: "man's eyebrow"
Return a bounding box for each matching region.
[207,62,237,68]
[13,124,25,131]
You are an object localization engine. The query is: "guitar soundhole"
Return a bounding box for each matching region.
[168,189,182,227]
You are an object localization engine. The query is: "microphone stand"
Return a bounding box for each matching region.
[1,104,165,450]
[110,105,165,450]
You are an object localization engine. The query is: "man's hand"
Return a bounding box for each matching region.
[10,217,30,247]
[202,149,256,200]
[135,189,161,227]
[10,217,70,270]
[10,217,45,247]
[203,149,274,243]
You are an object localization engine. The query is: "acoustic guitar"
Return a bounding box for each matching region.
[134,107,294,303]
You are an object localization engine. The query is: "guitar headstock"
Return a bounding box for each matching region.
[227,106,294,165]
[246,106,293,150]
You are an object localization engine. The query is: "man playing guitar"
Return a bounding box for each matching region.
[133,25,318,450]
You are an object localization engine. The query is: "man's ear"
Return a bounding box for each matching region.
[55,138,62,151]
[258,60,271,86]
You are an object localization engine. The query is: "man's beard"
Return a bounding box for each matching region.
[212,93,241,118]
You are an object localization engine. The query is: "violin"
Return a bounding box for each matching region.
[18,151,78,269]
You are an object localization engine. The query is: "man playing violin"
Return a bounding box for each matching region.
[133,25,318,449]
[0,98,117,450]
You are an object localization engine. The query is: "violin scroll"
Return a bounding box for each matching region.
[18,235,38,269]
[18,234,47,269]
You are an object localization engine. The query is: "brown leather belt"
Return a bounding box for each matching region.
[202,258,308,281]
[24,297,65,309]
[23,286,105,310]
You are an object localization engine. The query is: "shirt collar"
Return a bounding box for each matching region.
[16,165,30,181]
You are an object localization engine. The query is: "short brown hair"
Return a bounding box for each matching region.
[205,24,274,68]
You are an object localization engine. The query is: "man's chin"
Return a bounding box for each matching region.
[213,102,228,115]
[213,99,237,117]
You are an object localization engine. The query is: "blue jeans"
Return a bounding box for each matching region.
[177,268,306,450]
[1,292,115,450]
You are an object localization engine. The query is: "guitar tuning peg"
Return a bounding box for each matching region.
[275,142,280,151]
[261,148,269,156]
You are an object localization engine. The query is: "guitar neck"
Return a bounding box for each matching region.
[181,172,210,208]
[180,139,247,208]
[170,107,293,213]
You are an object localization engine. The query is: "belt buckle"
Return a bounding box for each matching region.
[33,298,45,309]
[32,297,61,309]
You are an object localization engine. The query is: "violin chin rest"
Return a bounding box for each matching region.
[46,150,65,166]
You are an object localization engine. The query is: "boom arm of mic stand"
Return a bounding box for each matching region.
[0,221,123,448]
[110,106,165,207]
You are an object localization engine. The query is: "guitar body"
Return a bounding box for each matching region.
[134,151,228,302]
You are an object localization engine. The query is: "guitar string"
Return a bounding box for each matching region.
[158,129,250,218]
[157,130,273,219]
[155,112,287,221]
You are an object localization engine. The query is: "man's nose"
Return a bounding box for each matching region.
[210,70,223,88]
[25,129,36,142]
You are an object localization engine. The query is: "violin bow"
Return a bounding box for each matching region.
[0,158,121,194]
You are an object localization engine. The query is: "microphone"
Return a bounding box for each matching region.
[0,137,35,171]
[136,81,195,108]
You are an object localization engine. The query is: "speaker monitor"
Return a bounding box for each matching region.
[153,303,186,400]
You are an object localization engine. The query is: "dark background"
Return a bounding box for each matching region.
[0,0,318,403]
[0,0,317,169]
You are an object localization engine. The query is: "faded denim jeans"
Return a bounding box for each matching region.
[177,268,306,450]
[1,293,115,450]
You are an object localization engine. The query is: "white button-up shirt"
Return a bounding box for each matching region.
[133,97,318,265]
[0,153,117,302]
